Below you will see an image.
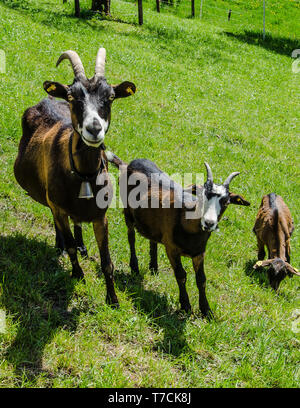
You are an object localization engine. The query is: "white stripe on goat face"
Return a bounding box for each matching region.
[79,93,109,147]
[201,185,228,232]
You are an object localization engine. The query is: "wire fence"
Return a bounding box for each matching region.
[158,0,266,20]
[118,0,265,22]
[72,0,299,42]
[117,0,261,18]
[111,0,299,42]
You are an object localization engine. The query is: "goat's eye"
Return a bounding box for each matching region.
[109,94,115,101]
[75,99,84,108]
[67,94,74,102]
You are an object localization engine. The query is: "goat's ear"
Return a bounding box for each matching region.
[253,259,273,269]
[43,81,69,100]
[229,192,250,206]
[285,262,300,276]
[113,81,136,98]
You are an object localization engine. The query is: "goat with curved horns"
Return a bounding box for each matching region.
[107,153,250,318]
[14,48,136,306]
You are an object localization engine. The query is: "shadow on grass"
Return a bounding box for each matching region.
[0,233,79,386]
[244,258,269,288]
[224,30,299,57]
[114,270,195,358]
[0,0,136,33]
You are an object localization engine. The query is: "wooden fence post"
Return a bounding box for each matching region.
[200,0,204,19]
[156,0,160,13]
[75,0,80,17]
[138,0,143,25]
[263,0,266,40]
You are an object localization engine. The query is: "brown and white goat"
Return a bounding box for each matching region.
[107,153,250,318]
[253,193,299,290]
[14,48,136,306]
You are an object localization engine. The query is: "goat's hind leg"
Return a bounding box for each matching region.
[149,241,158,274]
[93,217,118,306]
[53,211,84,280]
[285,237,291,264]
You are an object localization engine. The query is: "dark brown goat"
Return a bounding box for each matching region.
[107,152,250,318]
[253,193,299,290]
[14,48,136,306]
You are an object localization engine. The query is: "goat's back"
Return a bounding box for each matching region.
[14,98,72,206]
[253,193,293,257]
[127,159,197,206]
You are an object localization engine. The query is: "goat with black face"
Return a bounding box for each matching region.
[107,154,250,318]
[253,193,299,290]
[14,48,136,306]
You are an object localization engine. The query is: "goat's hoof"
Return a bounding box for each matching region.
[111,302,120,309]
[149,266,158,275]
[77,246,88,258]
[201,309,214,320]
[130,267,140,276]
[180,304,192,314]
[106,294,119,308]
[72,275,86,284]
[56,248,68,257]
[55,247,64,256]
[71,267,85,281]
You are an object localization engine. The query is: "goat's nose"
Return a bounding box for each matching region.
[204,221,215,230]
[86,119,102,138]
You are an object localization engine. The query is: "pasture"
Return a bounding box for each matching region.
[0,0,299,388]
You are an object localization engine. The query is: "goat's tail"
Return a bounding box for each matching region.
[105,151,127,169]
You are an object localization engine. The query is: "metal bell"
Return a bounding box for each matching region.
[78,181,94,199]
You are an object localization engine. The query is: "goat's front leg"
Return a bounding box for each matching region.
[192,254,213,319]
[54,221,65,253]
[149,241,158,274]
[93,217,119,306]
[53,212,84,279]
[166,247,191,313]
[73,222,88,258]
[256,237,265,261]
[285,239,291,264]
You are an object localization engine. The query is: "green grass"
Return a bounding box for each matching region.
[0,0,299,388]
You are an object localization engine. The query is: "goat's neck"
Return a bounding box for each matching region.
[180,198,203,233]
[71,131,103,176]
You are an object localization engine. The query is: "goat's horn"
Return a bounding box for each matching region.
[223,172,240,188]
[56,50,86,80]
[204,162,213,184]
[94,47,106,78]
[285,262,300,276]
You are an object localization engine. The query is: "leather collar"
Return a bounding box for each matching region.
[68,132,106,181]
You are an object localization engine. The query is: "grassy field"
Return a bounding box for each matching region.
[0,0,299,388]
